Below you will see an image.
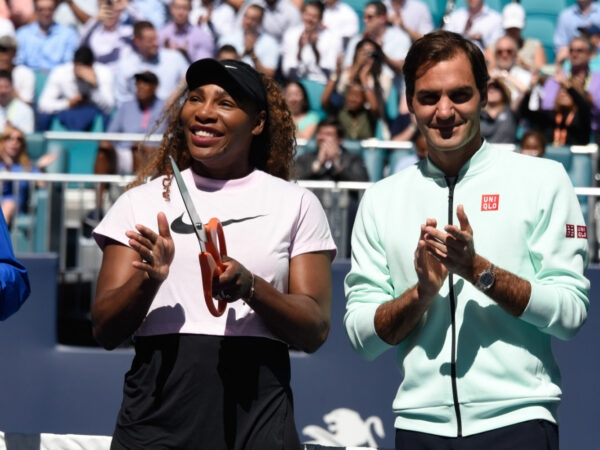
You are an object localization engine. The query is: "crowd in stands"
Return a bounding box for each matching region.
[1,0,600,223]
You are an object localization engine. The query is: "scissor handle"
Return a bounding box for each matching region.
[201,218,228,317]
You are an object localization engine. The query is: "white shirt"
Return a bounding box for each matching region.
[37,62,115,115]
[281,24,343,84]
[218,31,280,70]
[0,98,34,134]
[322,1,359,48]
[11,65,35,105]
[190,0,236,42]
[443,5,504,50]
[383,0,434,37]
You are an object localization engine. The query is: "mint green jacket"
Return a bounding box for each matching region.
[344,141,590,437]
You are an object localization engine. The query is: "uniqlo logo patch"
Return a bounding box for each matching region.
[481,194,499,211]
[577,225,588,239]
[566,224,575,238]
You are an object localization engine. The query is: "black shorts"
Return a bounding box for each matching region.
[111,334,302,450]
[395,419,558,450]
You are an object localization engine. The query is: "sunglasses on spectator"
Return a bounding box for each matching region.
[569,47,588,53]
[362,14,378,20]
[2,135,24,143]
[495,48,514,55]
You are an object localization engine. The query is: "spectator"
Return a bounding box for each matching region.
[15,0,80,73]
[572,23,600,71]
[519,129,547,157]
[190,0,237,43]
[383,0,434,43]
[344,1,410,83]
[443,0,503,51]
[281,0,342,84]
[322,81,379,140]
[295,116,369,182]
[218,4,279,77]
[114,20,188,106]
[215,43,239,60]
[95,71,166,178]
[485,2,547,73]
[520,71,592,147]
[243,0,302,47]
[392,128,427,173]
[0,36,35,105]
[295,116,369,257]
[481,77,518,143]
[0,124,56,225]
[159,0,215,63]
[77,0,134,74]
[488,35,533,110]
[0,0,34,28]
[554,0,600,66]
[322,0,359,50]
[541,35,600,144]
[284,80,321,141]
[37,45,114,131]
[0,71,35,134]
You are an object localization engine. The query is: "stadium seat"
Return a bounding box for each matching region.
[520,0,569,16]
[422,0,449,28]
[49,114,104,174]
[297,77,327,119]
[522,14,557,63]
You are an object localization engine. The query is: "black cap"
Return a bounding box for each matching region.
[578,24,600,36]
[185,58,267,109]
[134,70,159,85]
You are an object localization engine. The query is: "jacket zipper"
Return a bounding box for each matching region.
[445,176,462,437]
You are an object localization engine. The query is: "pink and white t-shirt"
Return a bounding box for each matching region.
[93,169,337,340]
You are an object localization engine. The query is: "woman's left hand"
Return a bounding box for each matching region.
[212,256,254,303]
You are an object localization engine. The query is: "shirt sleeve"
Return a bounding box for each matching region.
[520,163,590,340]
[0,213,30,320]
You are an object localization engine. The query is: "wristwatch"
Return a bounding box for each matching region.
[475,263,496,291]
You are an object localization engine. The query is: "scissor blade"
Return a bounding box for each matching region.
[168,155,208,250]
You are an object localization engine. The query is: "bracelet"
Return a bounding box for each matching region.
[245,272,256,304]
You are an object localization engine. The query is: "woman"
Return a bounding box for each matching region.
[519,73,592,147]
[284,80,321,141]
[0,125,36,226]
[480,77,518,144]
[91,58,336,449]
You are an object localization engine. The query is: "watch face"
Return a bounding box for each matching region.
[479,269,495,290]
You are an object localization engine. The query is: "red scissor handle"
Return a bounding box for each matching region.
[200,218,228,317]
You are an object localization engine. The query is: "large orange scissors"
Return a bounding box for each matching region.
[169,156,228,317]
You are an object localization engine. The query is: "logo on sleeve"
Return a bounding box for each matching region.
[481,194,499,211]
[566,224,588,239]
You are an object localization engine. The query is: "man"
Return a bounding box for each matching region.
[542,35,600,144]
[295,116,368,257]
[554,0,600,66]
[0,35,35,105]
[296,116,369,182]
[384,0,434,43]
[95,70,166,178]
[281,0,343,83]
[443,0,503,50]
[159,0,214,63]
[37,45,114,131]
[218,4,279,77]
[0,70,35,133]
[322,0,359,50]
[14,0,80,72]
[244,0,302,47]
[344,30,589,448]
[488,35,532,110]
[114,20,188,106]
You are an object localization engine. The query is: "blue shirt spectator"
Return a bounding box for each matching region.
[554,0,600,64]
[14,0,80,73]
[0,211,30,320]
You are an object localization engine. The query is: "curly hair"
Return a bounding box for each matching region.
[127,73,297,201]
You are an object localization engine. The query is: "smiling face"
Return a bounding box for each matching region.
[407,52,484,171]
[180,84,265,179]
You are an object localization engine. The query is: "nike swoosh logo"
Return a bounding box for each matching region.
[170,213,265,234]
